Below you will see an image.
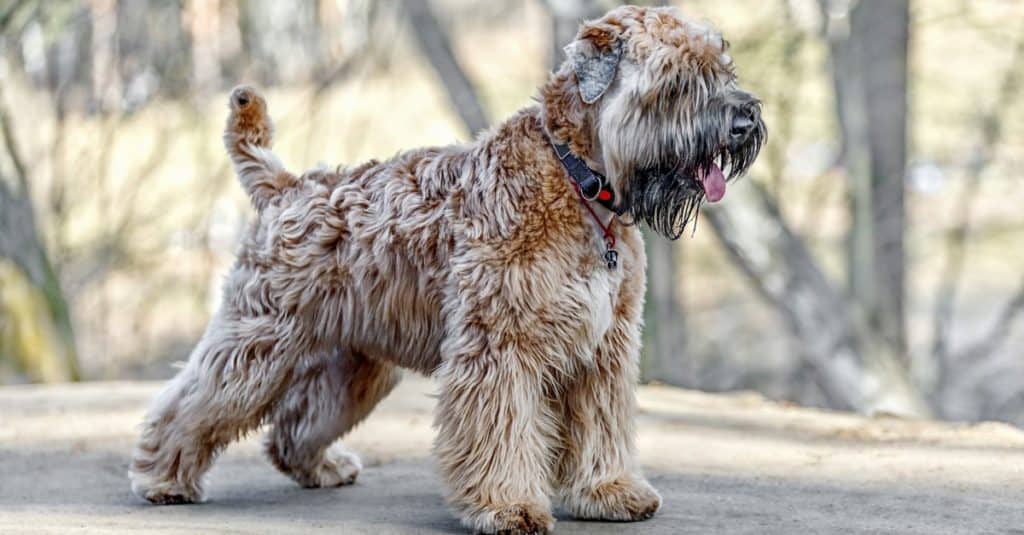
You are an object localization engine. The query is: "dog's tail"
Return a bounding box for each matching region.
[223,86,299,211]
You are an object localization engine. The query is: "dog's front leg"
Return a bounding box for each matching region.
[434,313,559,533]
[557,274,662,522]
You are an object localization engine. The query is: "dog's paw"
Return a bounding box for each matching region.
[295,445,362,488]
[130,469,204,505]
[562,476,661,522]
[462,502,555,535]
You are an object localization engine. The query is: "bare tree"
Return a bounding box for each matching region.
[0,82,79,382]
[642,231,688,385]
[703,184,929,415]
[821,0,910,357]
[929,22,1024,419]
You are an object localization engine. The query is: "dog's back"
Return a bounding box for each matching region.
[223,94,466,374]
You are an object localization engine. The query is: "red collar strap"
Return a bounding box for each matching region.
[550,139,619,269]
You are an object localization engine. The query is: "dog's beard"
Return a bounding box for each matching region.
[619,166,704,240]
[618,128,765,240]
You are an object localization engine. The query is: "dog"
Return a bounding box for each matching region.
[130,5,764,533]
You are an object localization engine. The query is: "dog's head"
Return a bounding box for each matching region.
[541,5,766,239]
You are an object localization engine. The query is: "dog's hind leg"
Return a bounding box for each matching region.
[130,308,317,504]
[264,349,400,488]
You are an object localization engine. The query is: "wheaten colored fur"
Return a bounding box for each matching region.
[130,6,763,534]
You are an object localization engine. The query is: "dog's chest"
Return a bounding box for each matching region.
[573,228,638,364]
[584,267,616,347]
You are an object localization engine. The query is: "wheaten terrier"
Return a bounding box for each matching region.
[130,5,764,533]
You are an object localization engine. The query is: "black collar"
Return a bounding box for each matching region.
[550,141,617,212]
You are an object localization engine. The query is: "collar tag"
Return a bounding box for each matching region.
[604,245,619,270]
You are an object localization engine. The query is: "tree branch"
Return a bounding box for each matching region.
[930,22,1024,383]
[704,182,931,417]
[0,82,29,196]
[951,278,1024,365]
[402,0,490,136]
[0,0,30,34]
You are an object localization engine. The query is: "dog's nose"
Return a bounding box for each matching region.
[730,115,755,142]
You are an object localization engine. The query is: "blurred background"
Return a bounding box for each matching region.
[1,0,1022,426]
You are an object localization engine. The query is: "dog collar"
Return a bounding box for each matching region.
[549,141,617,212]
[549,139,619,269]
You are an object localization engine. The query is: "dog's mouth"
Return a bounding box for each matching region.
[622,155,749,239]
[662,160,727,207]
[696,163,727,203]
[621,117,765,239]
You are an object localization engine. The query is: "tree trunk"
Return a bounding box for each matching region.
[0,180,80,382]
[642,231,688,385]
[859,0,909,356]
[0,82,79,382]
[825,0,910,357]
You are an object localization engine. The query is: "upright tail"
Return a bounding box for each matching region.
[223,86,299,211]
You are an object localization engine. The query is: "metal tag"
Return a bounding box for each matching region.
[604,248,618,270]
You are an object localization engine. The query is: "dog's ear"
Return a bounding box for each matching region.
[565,24,623,104]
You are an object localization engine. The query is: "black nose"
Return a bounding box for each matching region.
[730,115,755,142]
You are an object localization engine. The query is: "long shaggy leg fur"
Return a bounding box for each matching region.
[557,281,662,521]
[434,360,558,534]
[129,309,314,504]
[265,349,401,488]
[557,362,661,521]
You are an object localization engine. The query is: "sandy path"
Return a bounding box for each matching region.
[1,376,1022,534]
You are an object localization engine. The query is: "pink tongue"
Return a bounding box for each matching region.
[697,164,726,203]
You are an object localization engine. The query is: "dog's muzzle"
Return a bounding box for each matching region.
[730,113,757,148]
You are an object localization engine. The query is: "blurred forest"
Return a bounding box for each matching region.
[1,0,1024,427]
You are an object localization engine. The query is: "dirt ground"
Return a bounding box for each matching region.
[1,375,1022,534]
